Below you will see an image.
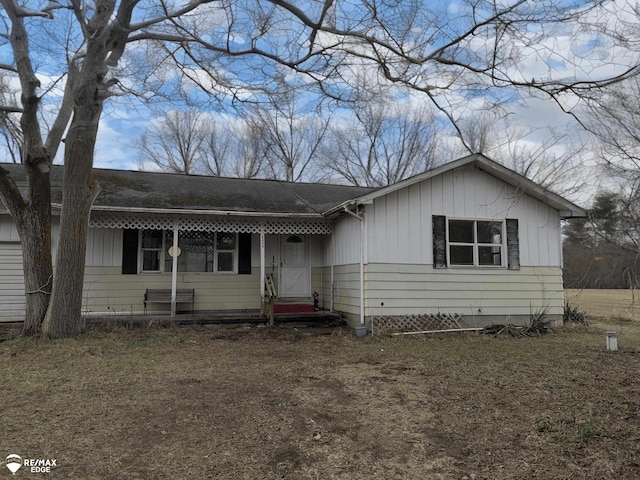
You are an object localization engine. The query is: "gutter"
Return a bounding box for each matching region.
[344,205,365,326]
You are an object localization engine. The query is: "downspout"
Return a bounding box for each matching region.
[344,205,365,326]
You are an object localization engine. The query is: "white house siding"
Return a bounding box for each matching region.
[329,264,362,323]
[0,217,24,321]
[326,214,362,266]
[366,164,562,267]
[364,264,564,321]
[80,230,330,315]
[325,164,567,325]
[82,267,261,314]
[0,242,25,321]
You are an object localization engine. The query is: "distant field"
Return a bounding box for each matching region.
[565,289,640,321]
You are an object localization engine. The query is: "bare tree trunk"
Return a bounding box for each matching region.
[42,110,101,338]
[1,163,53,335]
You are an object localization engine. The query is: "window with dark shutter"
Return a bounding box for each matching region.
[506,218,520,270]
[238,233,252,275]
[432,215,447,269]
[121,229,139,274]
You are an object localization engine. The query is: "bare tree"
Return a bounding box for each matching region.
[0,0,635,338]
[0,75,21,163]
[244,84,330,182]
[455,112,589,198]
[137,109,207,174]
[321,99,440,186]
[138,111,268,179]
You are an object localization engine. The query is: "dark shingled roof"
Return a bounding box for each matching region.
[0,164,376,216]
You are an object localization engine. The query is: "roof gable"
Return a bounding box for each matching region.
[324,154,586,218]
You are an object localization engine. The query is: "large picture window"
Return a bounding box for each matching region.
[139,230,238,274]
[432,215,519,270]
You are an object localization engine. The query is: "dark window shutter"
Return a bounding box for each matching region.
[506,219,520,270]
[238,233,252,275]
[122,229,139,274]
[432,215,447,269]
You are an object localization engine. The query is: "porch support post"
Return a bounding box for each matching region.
[171,222,179,317]
[260,231,265,302]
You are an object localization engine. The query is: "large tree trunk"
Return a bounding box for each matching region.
[42,111,101,339]
[17,207,53,335]
[20,165,53,335]
[0,162,53,335]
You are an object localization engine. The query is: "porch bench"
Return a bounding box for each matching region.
[144,289,195,315]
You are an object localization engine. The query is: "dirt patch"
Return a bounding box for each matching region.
[0,323,639,479]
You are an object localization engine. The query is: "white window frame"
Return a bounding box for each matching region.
[214,232,238,274]
[139,229,166,273]
[446,218,506,268]
[137,230,238,274]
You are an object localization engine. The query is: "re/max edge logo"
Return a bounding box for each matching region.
[4,454,57,475]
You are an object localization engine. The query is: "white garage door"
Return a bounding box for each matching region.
[0,242,25,322]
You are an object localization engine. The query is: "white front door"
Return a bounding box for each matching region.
[280,234,310,298]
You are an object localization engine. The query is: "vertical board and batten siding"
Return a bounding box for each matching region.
[366,165,562,267]
[322,215,362,320]
[327,214,361,266]
[0,217,25,321]
[327,164,567,322]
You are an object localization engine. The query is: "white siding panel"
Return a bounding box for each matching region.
[82,267,261,314]
[0,216,20,242]
[0,242,25,321]
[364,263,564,318]
[331,214,361,266]
[332,263,361,322]
[365,164,562,267]
[86,228,122,267]
[408,184,424,263]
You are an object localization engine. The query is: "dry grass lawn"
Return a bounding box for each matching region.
[0,290,639,479]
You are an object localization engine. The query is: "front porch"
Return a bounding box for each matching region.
[83,309,344,329]
[84,210,335,319]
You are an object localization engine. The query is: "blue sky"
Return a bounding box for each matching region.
[0,0,636,200]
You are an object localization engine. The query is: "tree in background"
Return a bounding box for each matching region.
[454,112,589,199]
[0,0,637,337]
[137,110,208,175]
[563,191,640,289]
[320,98,441,186]
[244,80,331,182]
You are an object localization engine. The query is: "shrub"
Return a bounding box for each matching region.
[564,303,589,326]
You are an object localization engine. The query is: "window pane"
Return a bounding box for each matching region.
[142,250,160,271]
[217,252,234,272]
[449,220,474,243]
[217,232,236,250]
[142,230,163,248]
[477,221,502,244]
[450,245,474,265]
[167,232,215,272]
[479,246,502,266]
